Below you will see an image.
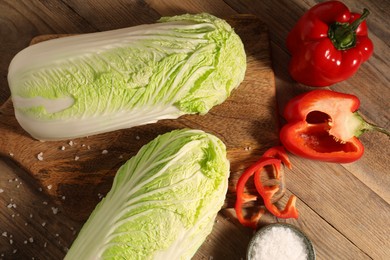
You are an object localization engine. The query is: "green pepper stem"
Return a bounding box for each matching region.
[368,125,390,138]
[357,112,390,138]
[349,9,370,32]
[328,8,370,50]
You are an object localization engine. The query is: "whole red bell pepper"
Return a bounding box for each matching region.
[280,90,389,163]
[286,1,374,87]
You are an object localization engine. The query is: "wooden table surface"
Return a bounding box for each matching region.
[0,1,389,259]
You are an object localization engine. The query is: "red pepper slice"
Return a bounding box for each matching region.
[280,89,389,163]
[286,1,373,87]
[235,149,298,229]
[235,157,280,229]
[254,162,298,219]
[263,146,292,171]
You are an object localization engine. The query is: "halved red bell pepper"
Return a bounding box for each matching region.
[280,89,389,163]
[286,1,373,87]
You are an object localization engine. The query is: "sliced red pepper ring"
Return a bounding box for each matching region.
[254,162,299,219]
[235,154,298,229]
[262,146,292,179]
[235,157,280,229]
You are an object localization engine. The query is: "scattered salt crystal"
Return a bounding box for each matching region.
[60,146,66,151]
[7,203,16,209]
[29,213,33,218]
[2,232,7,237]
[24,240,28,244]
[249,225,309,260]
[13,249,17,254]
[43,201,48,205]
[37,152,44,161]
[47,185,52,190]
[87,145,91,150]
[9,239,13,245]
[102,150,108,154]
[68,141,74,146]
[29,237,34,243]
[9,152,14,157]
[62,196,66,200]
[135,135,140,140]
[74,156,80,161]
[52,207,59,215]
[44,242,47,248]
[0,188,4,193]
[42,222,46,227]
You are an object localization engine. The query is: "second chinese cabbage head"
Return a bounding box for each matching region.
[7,13,246,140]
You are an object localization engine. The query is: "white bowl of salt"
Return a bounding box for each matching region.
[247,223,315,260]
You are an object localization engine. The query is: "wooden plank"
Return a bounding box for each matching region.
[145,0,237,17]
[285,156,390,259]
[0,159,80,257]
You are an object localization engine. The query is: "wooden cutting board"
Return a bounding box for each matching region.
[0,15,283,258]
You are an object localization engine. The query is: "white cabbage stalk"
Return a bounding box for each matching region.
[7,13,246,140]
[64,129,230,259]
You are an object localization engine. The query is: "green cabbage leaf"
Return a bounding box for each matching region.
[64,129,230,259]
[8,13,246,140]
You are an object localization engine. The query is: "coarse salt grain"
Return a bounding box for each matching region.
[102,149,108,154]
[7,203,16,209]
[52,207,59,215]
[249,225,308,260]
[0,188,4,193]
[37,152,44,161]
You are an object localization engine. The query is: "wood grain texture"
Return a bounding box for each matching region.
[0,0,389,259]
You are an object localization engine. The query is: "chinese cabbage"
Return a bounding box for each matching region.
[7,13,246,140]
[64,129,229,259]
